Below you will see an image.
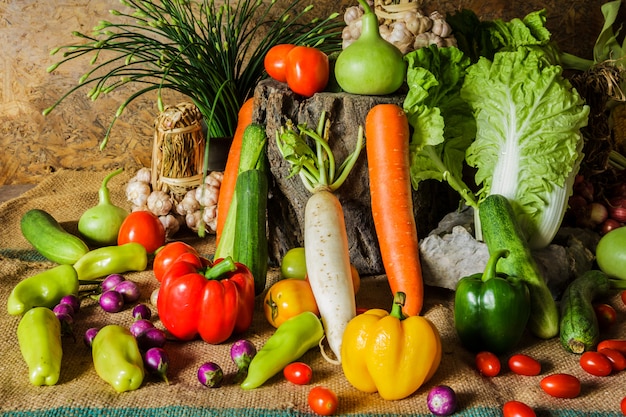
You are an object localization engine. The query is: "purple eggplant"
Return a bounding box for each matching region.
[198,362,224,388]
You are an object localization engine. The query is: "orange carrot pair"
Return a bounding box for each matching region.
[365,103,424,316]
[215,97,255,244]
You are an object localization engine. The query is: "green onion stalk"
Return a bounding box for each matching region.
[44,0,344,150]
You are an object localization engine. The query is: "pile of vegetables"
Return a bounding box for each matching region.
[10,0,626,415]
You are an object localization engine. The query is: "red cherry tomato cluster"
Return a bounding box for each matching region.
[264,44,329,97]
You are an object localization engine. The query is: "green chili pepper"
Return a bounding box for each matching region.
[7,264,79,316]
[18,307,63,386]
[73,242,148,281]
[92,324,145,393]
[241,311,324,390]
[454,248,531,354]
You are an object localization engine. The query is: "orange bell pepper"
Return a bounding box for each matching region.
[340,292,442,400]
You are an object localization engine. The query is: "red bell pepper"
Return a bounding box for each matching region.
[157,253,255,344]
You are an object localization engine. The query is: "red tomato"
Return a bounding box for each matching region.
[540,374,581,398]
[620,396,626,415]
[264,44,296,83]
[599,347,626,372]
[580,351,613,376]
[476,351,501,377]
[283,362,313,385]
[117,211,166,254]
[153,241,199,282]
[594,303,617,329]
[502,400,536,417]
[598,339,626,355]
[285,46,329,97]
[308,386,338,416]
[508,354,541,376]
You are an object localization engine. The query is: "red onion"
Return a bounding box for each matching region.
[601,218,622,235]
[427,385,457,416]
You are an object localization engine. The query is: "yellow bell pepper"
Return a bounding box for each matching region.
[341,292,442,400]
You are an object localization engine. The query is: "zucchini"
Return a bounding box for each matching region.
[215,123,267,260]
[559,269,611,354]
[20,209,90,265]
[233,169,269,295]
[478,194,559,339]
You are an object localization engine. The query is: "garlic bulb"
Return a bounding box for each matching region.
[342,0,456,55]
[147,190,173,216]
[134,167,152,184]
[414,32,446,49]
[195,183,219,208]
[159,213,182,238]
[202,205,218,233]
[126,180,151,208]
[176,189,200,216]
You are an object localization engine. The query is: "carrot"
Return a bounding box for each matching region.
[215,97,255,244]
[365,103,423,316]
[275,111,363,364]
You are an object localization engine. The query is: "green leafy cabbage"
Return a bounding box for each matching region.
[461,47,589,248]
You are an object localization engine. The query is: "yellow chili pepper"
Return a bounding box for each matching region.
[340,292,442,400]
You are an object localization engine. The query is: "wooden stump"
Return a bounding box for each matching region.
[252,79,458,275]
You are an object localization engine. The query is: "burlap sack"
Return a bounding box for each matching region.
[0,169,625,416]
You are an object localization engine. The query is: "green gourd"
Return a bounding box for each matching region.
[334,0,406,95]
[78,168,128,246]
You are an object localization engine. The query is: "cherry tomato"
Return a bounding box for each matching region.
[153,241,199,282]
[598,339,626,355]
[117,210,166,253]
[264,44,296,83]
[308,386,338,416]
[620,396,626,415]
[475,351,501,377]
[599,347,626,372]
[594,303,618,329]
[540,374,581,398]
[281,247,307,279]
[283,362,313,385]
[263,279,319,328]
[502,400,536,417]
[508,354,541,376]
[580,350,613,376]
[285,46,329,97]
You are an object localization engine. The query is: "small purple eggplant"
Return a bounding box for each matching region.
[84,327,99,348]
[136,327,167,351]
[129,319,155,338]
[99,290,125,313]
[102,274,125,292]
[198,362,224,388]
[230,339,256,382]
[144,347,170,384]
[114,280,141,304]
[132,303,152,321]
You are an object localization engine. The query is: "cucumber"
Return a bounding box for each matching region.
[233,169,269,295]
[215,123,267,260]
[20,209,90,265]
[559,269,611,354]
[478,194,559,339]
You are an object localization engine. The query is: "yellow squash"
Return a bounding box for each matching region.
[341,292,442,400]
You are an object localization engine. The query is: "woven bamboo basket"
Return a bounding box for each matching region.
[151,102,206,202]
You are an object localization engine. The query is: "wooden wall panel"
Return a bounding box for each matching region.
[0,0,609,185]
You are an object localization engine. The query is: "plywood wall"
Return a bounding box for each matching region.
[0,0,608,185]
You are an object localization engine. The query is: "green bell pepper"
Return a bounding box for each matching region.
[92,324,145,393]
[7,264,79,315]
[454,249,531,354]
[73,242,148,280]
[18,307,63,386]
[241,311,324,390]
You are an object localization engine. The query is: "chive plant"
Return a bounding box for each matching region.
[44,0,343,149]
